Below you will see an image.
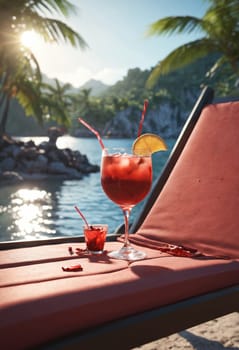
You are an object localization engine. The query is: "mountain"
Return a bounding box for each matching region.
[42,74,110,97]
[42,74,77,95]
[79,79,110,96]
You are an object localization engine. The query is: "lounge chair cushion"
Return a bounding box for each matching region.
[0,242,238,349]
[131,102,239,259]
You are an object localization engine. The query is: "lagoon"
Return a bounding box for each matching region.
[0,136,175,242]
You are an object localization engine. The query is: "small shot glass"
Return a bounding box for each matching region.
[83,224,108,254]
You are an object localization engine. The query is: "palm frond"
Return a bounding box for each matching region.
[41,79,72,95]
[146,39,217,88]
[46,18,87,47]
[16,80,43,123]
[205,0,239,20]
[41,94,71,126]
[26,13,88,48]
[27,0,77,17]
[146,16,204,37]
[17,5,87,49]
[21,47,42,81]
[205,56,227,78]
[40,82,56,93]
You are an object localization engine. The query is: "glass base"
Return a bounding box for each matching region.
[87,249,104,254]
[108,245,146,261]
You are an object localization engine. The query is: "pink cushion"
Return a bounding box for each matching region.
[132,102,239,259]
[0,242,238,349]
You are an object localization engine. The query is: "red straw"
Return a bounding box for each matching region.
[78,118,105,150]
[137,100,149,137]
[74,205,89,228]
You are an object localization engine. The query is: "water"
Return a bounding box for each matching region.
[0,136,175,242]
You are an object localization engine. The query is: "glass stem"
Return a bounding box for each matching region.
[122,208,131,247]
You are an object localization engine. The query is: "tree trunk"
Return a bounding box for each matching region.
[230,59,239,75]
[0,94,10,136]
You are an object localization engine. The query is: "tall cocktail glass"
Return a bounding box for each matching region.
[101,147,152,261]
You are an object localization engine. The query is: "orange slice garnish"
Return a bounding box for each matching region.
[132,133,167,155]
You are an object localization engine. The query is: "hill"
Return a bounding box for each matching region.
[42,74,110,97]
[80,79,110,96]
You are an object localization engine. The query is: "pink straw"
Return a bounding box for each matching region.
[137,100,149,137]
[74,205,89,228]
[78,118,105,150]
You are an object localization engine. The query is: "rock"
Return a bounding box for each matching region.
[47,161,83,178]
[103,108,137,138]
[47,161,70,174]
[47,148,61,162]
[36,155,48,171]
[38,141,49,151]
[18,147,38,160]
[26,140,36,148]
[11,145,22,158]
[57,149,70,166]
[47,127,64,147]
[77,163,100,174]
[0,144,21,158]
[0,133,99,185]
[18,173,48,181]
[18,155,48,173]
[0,171,23,184]
[63,167,83,179]
[102,102,193,139]
[0,157,15,171]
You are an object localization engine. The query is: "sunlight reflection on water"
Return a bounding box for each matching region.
[10,188,56,240]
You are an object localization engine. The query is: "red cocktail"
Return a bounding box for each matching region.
[101,148,152,260]
[84,224,108,254]
[78,113,167,260]
[101,152,152,208]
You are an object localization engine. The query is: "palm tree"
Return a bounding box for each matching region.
[0,0,88,136]
[41,78,74,128]
[146,0,239,87]
[72,88,92,113]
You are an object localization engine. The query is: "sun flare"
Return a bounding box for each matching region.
[20,30,39,50]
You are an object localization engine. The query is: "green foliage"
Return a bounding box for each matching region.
[147,0,239,87]
[105,68,150,104]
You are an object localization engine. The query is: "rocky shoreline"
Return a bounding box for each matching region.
[0,131,99,185]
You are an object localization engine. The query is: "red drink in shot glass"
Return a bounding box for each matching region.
[83,224,108,254]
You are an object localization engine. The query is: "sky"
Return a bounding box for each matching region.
[27,0,209,88]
